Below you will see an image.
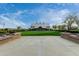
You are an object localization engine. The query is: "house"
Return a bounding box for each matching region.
[29,22,50,31]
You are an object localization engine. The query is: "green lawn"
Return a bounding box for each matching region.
[21,31,61,36]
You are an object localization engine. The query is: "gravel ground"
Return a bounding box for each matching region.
[0,36,79,56]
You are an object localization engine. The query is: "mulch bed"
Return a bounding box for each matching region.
[0,33,21,45]
[61,32,79,43]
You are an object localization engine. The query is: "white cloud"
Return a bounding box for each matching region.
[0,5,72,29]
[0,12,27,28]
[0,8,71,28]
[34,8,70,26]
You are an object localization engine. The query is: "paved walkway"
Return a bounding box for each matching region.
[0,36,79,56]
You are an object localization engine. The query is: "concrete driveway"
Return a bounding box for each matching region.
[0,36,79,56]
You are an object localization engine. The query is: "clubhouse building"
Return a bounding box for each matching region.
[29,21,79,31]
[29,22,50,31]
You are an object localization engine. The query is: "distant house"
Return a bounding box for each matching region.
[29,22,50,31]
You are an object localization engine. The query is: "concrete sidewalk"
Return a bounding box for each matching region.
[0,36,79,56]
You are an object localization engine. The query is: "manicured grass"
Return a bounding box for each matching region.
[21,31,61,36]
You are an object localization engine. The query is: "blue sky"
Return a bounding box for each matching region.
[0,3,79,28]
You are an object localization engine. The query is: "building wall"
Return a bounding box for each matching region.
[31,23,50,29]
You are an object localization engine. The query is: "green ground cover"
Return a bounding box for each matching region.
[21,31,61,36]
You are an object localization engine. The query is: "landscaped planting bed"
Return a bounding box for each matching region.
[0,33,21,45]
[61,32,79,43]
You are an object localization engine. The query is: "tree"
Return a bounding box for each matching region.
[64,15,79,30]
[17,26,21,30]
[74,16,79,27]
[53,25,57,30]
